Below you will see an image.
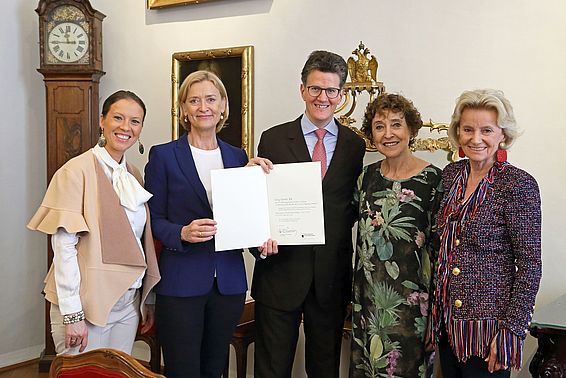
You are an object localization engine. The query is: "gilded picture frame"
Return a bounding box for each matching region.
[171,46,254,157]
[148,0,225,9]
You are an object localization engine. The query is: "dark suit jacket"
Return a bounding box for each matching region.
[251,116,365,310]
[144,134,249,297]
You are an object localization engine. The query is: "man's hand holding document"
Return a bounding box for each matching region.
[211,162,325,251]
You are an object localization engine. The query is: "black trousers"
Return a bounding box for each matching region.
[254,285,346,378]
[155,280,245,378]
[438,332,511,378]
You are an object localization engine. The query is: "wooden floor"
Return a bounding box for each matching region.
[0,361,48,378]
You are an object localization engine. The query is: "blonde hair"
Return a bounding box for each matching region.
[178,70,229,133]
[448,89,520,149]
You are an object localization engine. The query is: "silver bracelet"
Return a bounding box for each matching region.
[62,310,85,325]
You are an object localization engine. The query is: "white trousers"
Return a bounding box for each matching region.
[50,289,140,355]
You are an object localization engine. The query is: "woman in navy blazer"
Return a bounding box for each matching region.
[144,70,274,378]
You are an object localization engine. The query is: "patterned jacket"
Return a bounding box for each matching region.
[434,160,542,367]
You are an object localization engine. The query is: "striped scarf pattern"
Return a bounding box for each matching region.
[432,161,522,369]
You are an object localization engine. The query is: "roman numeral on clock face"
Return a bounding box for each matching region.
[47,22,89,63]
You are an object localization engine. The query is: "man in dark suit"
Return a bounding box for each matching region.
[252,50,366,378]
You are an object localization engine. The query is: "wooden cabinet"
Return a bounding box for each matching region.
[529,294,566,378]
[529,327,566,377]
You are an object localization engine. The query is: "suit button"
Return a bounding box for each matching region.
[454,299,463,308]
[440,235,443,241]
[452,267,461,276]
[455,239,460,246]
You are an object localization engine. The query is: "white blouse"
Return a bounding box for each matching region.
[189,144,223,207]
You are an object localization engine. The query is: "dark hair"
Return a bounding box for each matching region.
[301,50,348,88]
[101,90,146,122]
[361,93,423,146]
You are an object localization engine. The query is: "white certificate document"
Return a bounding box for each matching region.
[211,162,325,251]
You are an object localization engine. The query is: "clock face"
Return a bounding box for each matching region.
[48,22,89,63]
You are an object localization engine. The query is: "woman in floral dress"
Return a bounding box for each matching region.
[350,93,442,378]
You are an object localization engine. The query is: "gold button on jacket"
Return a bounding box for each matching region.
[452,267,461,276]
[454,299,463,308]
[455,239,460,246]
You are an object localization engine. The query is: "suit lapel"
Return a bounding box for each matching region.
[324,121,344,182]
[174,135,211,210]
[287,116,311,163]
[323,119,358,185]
[218,138,243,168]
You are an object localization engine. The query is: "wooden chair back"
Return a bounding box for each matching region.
[48,348,165,378]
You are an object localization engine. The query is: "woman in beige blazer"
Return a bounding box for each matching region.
[28,90,160,355]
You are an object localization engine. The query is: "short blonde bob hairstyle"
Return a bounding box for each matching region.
[178,70,229,133]
[448,89,520,149]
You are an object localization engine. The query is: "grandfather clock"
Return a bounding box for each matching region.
[35,0,105,371]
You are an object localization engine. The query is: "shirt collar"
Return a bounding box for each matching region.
[301,113,338,137]
[92,144,152,211]
[93,144,127,171]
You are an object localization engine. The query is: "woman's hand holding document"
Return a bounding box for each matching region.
[211,162,325,251]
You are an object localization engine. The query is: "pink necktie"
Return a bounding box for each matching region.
[312,129,327,178]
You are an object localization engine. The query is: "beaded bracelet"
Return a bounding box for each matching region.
[62,310,85,325]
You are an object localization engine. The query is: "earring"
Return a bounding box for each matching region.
[458,146,465,158]
[184,115,188,123]
[220,113,224,120]
[496,142,507,162]
[138,139,145,154]
[97,131,106,147]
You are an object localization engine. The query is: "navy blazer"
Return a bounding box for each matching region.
[144,134,249,297]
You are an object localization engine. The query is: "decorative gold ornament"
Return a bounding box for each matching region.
[335,41,385,151]
[413,120,458,162]
[347,41,378,84]
[336,42,457,161]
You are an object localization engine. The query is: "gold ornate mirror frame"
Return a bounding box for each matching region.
[171,46,254,157]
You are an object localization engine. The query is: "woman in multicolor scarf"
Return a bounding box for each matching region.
[350,93,443,377]
[432,89,542,377]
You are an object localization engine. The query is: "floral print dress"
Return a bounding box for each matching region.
[350,161,442,378]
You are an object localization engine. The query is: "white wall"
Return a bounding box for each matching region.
[3,0,566,377]
[0,0,47,367]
